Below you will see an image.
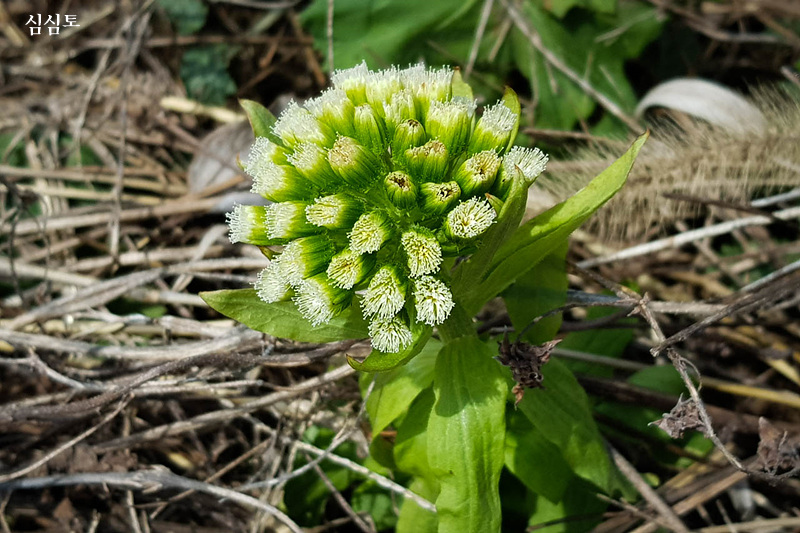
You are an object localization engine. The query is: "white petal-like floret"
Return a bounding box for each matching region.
[362,266,406,318]
[369,316,413,353]
[445,197,497,239]
[413,276,455,326]
[401,228,442,277]
[503,146,549,182]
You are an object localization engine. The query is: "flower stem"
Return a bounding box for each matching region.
[436,300,475,343]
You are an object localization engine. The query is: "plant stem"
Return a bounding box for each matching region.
[437,301,475,343]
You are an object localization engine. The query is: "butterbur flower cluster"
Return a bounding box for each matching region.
[228,62,548,353]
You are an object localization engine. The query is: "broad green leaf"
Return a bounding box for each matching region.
[509,1,663,131]
[517,358,611,491]
[451,168,529,310]
[239,99,283,145]
[283,427,360,525]
[526,477,609,532]
[397,477,438,533]
[366,339,440,437]
[200,289,368,343]
[558,305,635,377]
[300,0,481,71]
[352,481,398,531]
[505,409,571,503]
[428,337,508,533]
[464,133,647,313]
[546,0,616,18]
[503,242,568,345]
[395,388,437,479]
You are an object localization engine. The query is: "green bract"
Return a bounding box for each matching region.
[229,62,548,354]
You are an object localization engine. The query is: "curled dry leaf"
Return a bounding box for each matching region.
[495,334,559,404]
[651,395,709,439]
[757,417,799,474]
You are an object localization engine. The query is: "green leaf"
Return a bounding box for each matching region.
[451,69,474,100]
[352,482,398,531]
[505,409,571,503]
[157,0,208,35]
[546,0,616,18]
[348,322,432,373]
[464,133,647,313]
[509,2,663,130]
[366,339,440,437]
[395,388,437,480]
[200,289,368,343]
[558,304,635,377]
[397,477,439,533]
[239,99,284,145]
[427,337,508,533]
[180,45,237,105]
[501,87,521,153]
[283,427,361,525]
[503,242,568,344]
[526,477,609,532]
[451,166,530,312]
[517,358,611,491]
[300,0,481,70]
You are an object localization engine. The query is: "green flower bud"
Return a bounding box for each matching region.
[246,138,317,202]
[419,181,461,215]
[354,104,388,155]
[425,97,476,154]
[326,248,376,289]
[272,101,333,148]
[413,275,455,326]
[362,264,408,319]
[444,197,497,240]
[402,64,452,114]
[279,235,335,286]
[349,211,392,254]
[294,273,353,325]
[401,226,442,277]
[305,88,356,138]
[255,260,292,303]
[366,67,402,114]
[328,136,382,191]
[265,201,317,239]
[392,120,426,162]
[384,171,418,209]
[369,315,413,353]
[331,61,369,105]
[468,100,518,153]
[227,205,271,245]
[405,140,448,183]
[452,150,501,197]
[305,194,363,230]
[383,89,418,134]
[287,142,339,189]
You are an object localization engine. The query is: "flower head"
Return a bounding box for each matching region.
[362,265,407,319]
[369,316,413,353]
[444,197,497,240]
[413,276,455,326]
[231,62,547,353]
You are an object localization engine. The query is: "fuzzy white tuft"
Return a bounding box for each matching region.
[446,197,496,239]
[413,276,454,326]
[369,316,413,353]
